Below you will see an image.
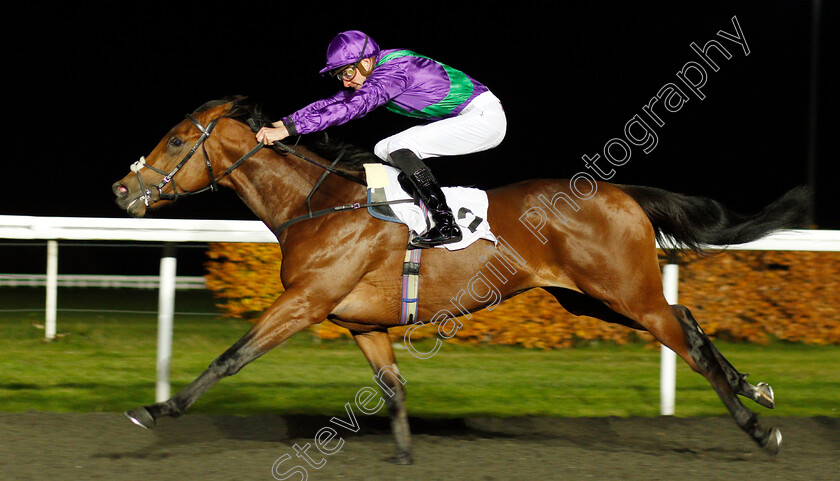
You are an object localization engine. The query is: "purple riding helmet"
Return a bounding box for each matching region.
[318,30,381,75]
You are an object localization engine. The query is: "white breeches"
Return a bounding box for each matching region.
[374,91,507,162]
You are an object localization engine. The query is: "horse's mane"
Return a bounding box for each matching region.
[193,96,379,173]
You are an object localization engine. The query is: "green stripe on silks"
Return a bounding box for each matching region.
[376,50,475,119]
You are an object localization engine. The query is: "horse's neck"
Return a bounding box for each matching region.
[217,134,363,235]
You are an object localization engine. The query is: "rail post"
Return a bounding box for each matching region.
[45,240,58,340]
[660,260,679,415]
[156,242,177,402]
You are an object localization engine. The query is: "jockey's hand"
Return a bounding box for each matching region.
[255,125,289,145]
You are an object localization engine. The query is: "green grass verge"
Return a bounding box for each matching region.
[1,287,838,418]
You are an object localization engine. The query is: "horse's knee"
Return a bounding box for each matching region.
[210,344,256,377]
[209,333,262,377]
[373,364,408,413]
[209,357,241,377]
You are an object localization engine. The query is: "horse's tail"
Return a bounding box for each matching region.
[618,184,812,255]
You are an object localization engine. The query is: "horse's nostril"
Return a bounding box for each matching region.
[113,183,129,198]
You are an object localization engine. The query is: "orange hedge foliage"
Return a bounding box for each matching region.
[204,243,840,347]
[205,243,285,318]
[673,250,840,345]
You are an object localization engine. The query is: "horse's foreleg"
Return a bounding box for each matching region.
[125,289,322,428]
[644,303,781,454]
[351,328,413,465]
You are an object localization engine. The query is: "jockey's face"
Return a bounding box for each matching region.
[339,58,373,90]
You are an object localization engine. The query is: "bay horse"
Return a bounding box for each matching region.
[113,97,808,463]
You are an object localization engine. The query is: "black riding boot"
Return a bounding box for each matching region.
[387,149,462,248]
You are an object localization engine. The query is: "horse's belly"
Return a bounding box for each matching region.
[329,281,403,326]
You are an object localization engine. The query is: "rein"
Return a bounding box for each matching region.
[269,137,366,186]
[267,135,414,236]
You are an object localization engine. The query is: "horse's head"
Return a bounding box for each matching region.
[112,101,239,217]
[114,96,371,220]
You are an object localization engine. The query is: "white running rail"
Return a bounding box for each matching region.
[2,215,839,408]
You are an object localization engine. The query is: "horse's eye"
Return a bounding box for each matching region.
[170,137,183,147]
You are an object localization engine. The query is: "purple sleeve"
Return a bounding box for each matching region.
[284,62,409,135]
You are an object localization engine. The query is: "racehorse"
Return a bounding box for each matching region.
[113,97,808,463]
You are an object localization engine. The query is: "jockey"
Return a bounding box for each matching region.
[256,30,506,248]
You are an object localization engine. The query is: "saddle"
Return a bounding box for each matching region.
[363,162,497,325]
[362,163,496,251]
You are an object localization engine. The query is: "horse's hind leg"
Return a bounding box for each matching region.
[643,302,782,454]
[351,328,413,465]
[559,280,781,452]
[555,242,781,452]
[550,289,774,408]
[673,305,775,409]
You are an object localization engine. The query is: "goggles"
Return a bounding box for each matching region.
[334,64,358,81]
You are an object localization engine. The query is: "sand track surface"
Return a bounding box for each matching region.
[1,413,837,480]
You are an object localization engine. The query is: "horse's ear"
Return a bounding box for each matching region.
[193,97,248,121]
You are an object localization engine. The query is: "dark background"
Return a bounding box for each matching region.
[1,1,836,275]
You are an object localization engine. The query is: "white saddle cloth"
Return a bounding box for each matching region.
[363,163,497,251]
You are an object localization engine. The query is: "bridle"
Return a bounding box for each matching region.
[125,112,405,234]
[127,114,264,211]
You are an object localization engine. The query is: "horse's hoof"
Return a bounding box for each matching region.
[386,452,414,465]
[755,382,775,409]
[124,407,156,430]
[762,427,782,456]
